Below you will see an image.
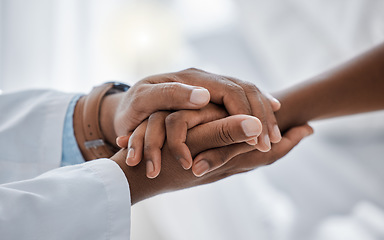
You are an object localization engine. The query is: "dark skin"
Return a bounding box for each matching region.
[98,69,281,178]
[78,42,384,205]
[111,120,312,204]
[275,42,384,131]
[114,42,384,204]
[116,42,384,182]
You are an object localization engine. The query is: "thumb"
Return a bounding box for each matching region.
[116,82,210,135]
[144,82,211,110]
[186,114,262,156]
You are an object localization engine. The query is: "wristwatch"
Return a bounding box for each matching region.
[74,82,130,160]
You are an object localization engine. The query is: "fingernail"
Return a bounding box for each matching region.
[264,134,271,151]
[246,138,258,145]
[116,137,123,148]
[126,148,135,165]
[241,118,261,137]
[193,160,210,177]
[272,125,282,142]
[146,161,155,178]
[272,97,280,105]
[179,158,191,170]
[190,88,210,105]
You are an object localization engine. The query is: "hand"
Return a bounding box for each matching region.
[108,68,281,177]
[111,115,313,204]
[117,104,263,178]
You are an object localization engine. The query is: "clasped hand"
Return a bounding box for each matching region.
[103,68,312,203]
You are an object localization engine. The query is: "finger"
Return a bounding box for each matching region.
[212,124,313,177]
[267,124,313,162]
[165,104,227,169]
[260,95,281,144]
[126,120,148,166]
[186,114,262,156]
[263,92,281,112]
[132,82,210,117]
[170,69,253,115]
[143,111,169,178]
[116,135,130,148]
[243,90,272,152]
[192,123,313,177]
[192,142,255,177]
[226,78,281,149]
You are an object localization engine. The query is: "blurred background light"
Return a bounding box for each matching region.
[98,2,184,79]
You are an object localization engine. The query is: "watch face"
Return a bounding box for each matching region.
[105,82,130,95]
[113,82,130,92]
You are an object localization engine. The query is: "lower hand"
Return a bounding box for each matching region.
[111,115,313,204]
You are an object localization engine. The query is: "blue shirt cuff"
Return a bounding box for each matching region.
[61,95,86,166]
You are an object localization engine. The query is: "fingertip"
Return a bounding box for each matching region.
[146,160,160,179]
[284,124,314,145]
[264,92,281,111]
[179,157,192,170]
[170,145,193,170]
[303,125,314,137]
[246,138,258,145]
[241,117,262,137]
[192,160,210,177]
[126,148,137,166]
[256,134,271,152]
[270,98,281,111]
[270,125,282,143]
[116,136,129,148]
[190,88,210,106]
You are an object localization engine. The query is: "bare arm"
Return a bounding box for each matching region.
[275,42,384,132]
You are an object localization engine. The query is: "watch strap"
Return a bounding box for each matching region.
[74,83,124,160]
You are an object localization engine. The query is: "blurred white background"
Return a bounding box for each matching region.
[1,0,383,239]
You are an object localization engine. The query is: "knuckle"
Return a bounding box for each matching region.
[243,81,260,93]
[130,100,149,120]
[143,143,156,154]
[129,86,149,109]
[130,95,141,108]
[216,149,229,165]
[226,76,245,85]
[162,74,179,83]
[183,67,204,73]
[215,122,235,145]
[149,111,168,122]
[158,84,181,105]
[133,84,148,95]
[224,82,245,96]
[165,112,180,126]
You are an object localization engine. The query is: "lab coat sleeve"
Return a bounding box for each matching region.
[0,159,131,240]
[0,89,75,183]
[0,90,132,239]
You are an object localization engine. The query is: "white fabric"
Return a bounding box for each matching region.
[0,90,131,239]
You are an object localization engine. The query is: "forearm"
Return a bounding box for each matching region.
[275,42,384,132]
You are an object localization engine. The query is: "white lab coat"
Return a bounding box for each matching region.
[0,90,131,239]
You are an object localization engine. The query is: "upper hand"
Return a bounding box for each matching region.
[112,68,281,148]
